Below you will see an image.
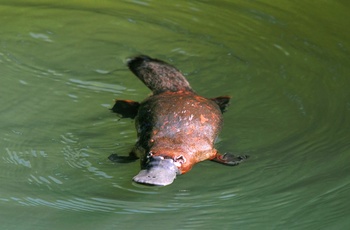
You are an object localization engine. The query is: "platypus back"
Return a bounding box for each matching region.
[127,55,193,94]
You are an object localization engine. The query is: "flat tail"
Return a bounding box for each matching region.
[127,55,193,94]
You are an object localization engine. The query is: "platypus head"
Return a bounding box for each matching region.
[133,156,180,186]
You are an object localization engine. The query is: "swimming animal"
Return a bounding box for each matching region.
[109,55,247,186]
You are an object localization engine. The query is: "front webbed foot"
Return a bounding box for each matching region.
[212,152,249,166]
[108,153,138,163]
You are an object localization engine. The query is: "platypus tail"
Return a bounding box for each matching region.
[127,55,193,94]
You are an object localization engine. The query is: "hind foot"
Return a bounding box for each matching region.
[210,96,231,113]
[211,152,249,166]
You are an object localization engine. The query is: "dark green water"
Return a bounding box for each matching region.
[1,0,350,229]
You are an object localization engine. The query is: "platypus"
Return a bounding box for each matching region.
[109,55,247,186]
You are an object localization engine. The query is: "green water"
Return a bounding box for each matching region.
[1,0,350,229]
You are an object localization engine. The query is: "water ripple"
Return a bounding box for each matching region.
[67,78,126,94]
[61,132,113,179]
[4,148,32,168]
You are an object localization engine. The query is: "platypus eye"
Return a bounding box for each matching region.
[147,151,154,158]
[175,155,186,164]
[145,151,154,164]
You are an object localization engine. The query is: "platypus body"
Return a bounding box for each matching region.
[110,55,247,186]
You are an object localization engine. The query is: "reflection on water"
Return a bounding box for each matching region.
[1,0,350,229]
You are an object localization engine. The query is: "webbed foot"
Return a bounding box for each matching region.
[210,96,231,113]
[108,153,138,163]
[211,153,249,166]
[111,100,140,119]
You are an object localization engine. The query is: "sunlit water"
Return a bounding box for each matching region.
[1,1,350,229]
